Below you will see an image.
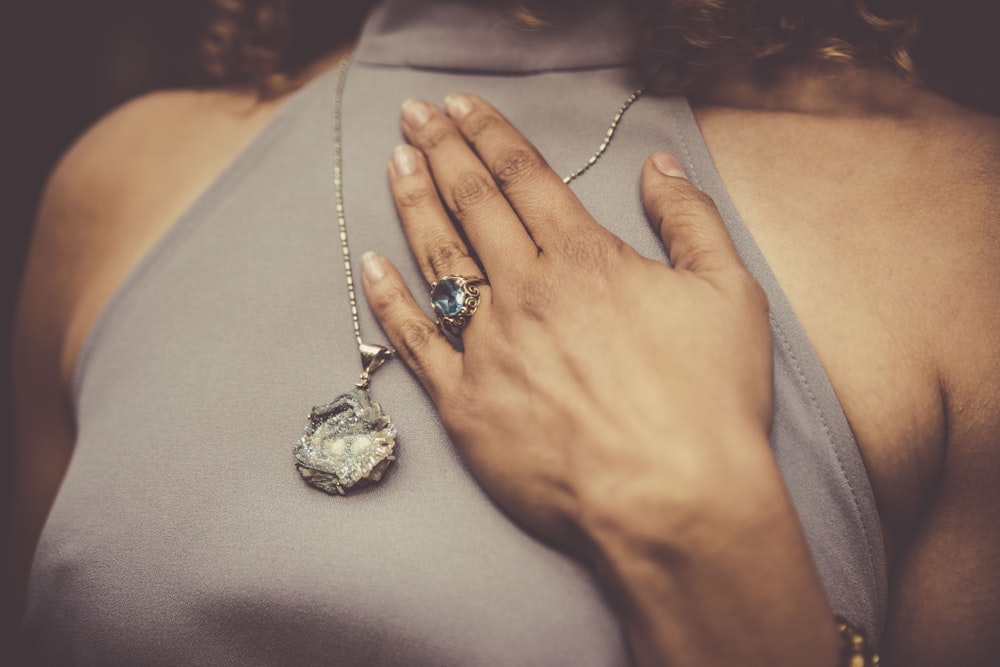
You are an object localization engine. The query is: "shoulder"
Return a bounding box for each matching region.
[21,87,285,389]
[921,104,1000,204]
[22,47,348,394]
[46,87,280,230]
[37,85,280,251]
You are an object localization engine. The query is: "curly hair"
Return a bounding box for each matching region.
[199,0,372,97]
[198,0,999,112]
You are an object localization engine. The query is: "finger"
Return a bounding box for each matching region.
[442,93,595,246]
[641,151,745,277]
[360,251,463,400]
[388,144,485,284]
[400,99,537,278]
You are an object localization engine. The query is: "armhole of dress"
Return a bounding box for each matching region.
[666,97,889,633]
[70,72,334,411]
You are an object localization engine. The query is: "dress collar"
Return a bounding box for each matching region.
[354,0,634,73]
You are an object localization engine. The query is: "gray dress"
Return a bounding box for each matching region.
[22,1,887,664]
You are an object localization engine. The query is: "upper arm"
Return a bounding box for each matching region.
[5,112,101,634]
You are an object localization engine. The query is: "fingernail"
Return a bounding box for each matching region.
[444,94,473,120]
[362,251,386,282]
[401,98,431,129]
[652,151,688,179]
[391,144,418,176]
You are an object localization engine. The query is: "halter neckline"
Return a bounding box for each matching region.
[354,0,635,73]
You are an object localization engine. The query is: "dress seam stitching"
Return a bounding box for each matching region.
[674,106,883,619]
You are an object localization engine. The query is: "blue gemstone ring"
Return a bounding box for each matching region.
[430,275,488,335]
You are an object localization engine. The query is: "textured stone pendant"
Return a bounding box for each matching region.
[294,344,396,495]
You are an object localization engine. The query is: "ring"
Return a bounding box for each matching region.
[430,275,487,334]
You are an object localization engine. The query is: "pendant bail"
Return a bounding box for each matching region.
[357,343,392,388]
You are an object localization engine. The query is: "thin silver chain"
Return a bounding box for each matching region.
[332,57,365,348]
[331,56,644,349]
[561,87,644,184]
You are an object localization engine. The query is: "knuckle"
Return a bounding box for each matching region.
[659,185,719,224]
[426,240,469,276]
[464,112,501,141]
[672,242,714,272]
[369,282,409,313]
[395,183,437,211]
[419,122,454,151]
[396,318,438,362]
[492,147,544,189]
[512,288,545,322]
[449,172,499,213]
[512,273,557,321]
[557,230,623,274]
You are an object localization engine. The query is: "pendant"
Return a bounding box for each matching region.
[294,344,396,495]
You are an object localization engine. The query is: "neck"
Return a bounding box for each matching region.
[689,61,945,118]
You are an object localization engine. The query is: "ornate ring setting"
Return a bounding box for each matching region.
[430,275,487,334]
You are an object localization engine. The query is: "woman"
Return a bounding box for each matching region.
[9,0,999,664]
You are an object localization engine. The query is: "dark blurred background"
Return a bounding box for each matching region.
[1,0,206,645]
[2,0,204,309]
[0,0,365,651]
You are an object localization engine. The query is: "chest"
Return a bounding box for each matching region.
[699,113,950,558]
[45,78,891,659]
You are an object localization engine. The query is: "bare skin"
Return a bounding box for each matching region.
[8,51,1000,662]
[692,63,1000,664]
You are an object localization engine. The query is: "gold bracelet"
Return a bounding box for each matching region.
[835,616,880,667]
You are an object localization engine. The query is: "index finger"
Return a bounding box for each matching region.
[442,94,596,246]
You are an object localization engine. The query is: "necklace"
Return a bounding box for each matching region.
[294,57,644,496]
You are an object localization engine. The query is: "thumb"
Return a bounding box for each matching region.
[641,151,742,276]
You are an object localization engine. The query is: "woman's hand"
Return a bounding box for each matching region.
[362,94,840,665]
[364,93,773,547]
